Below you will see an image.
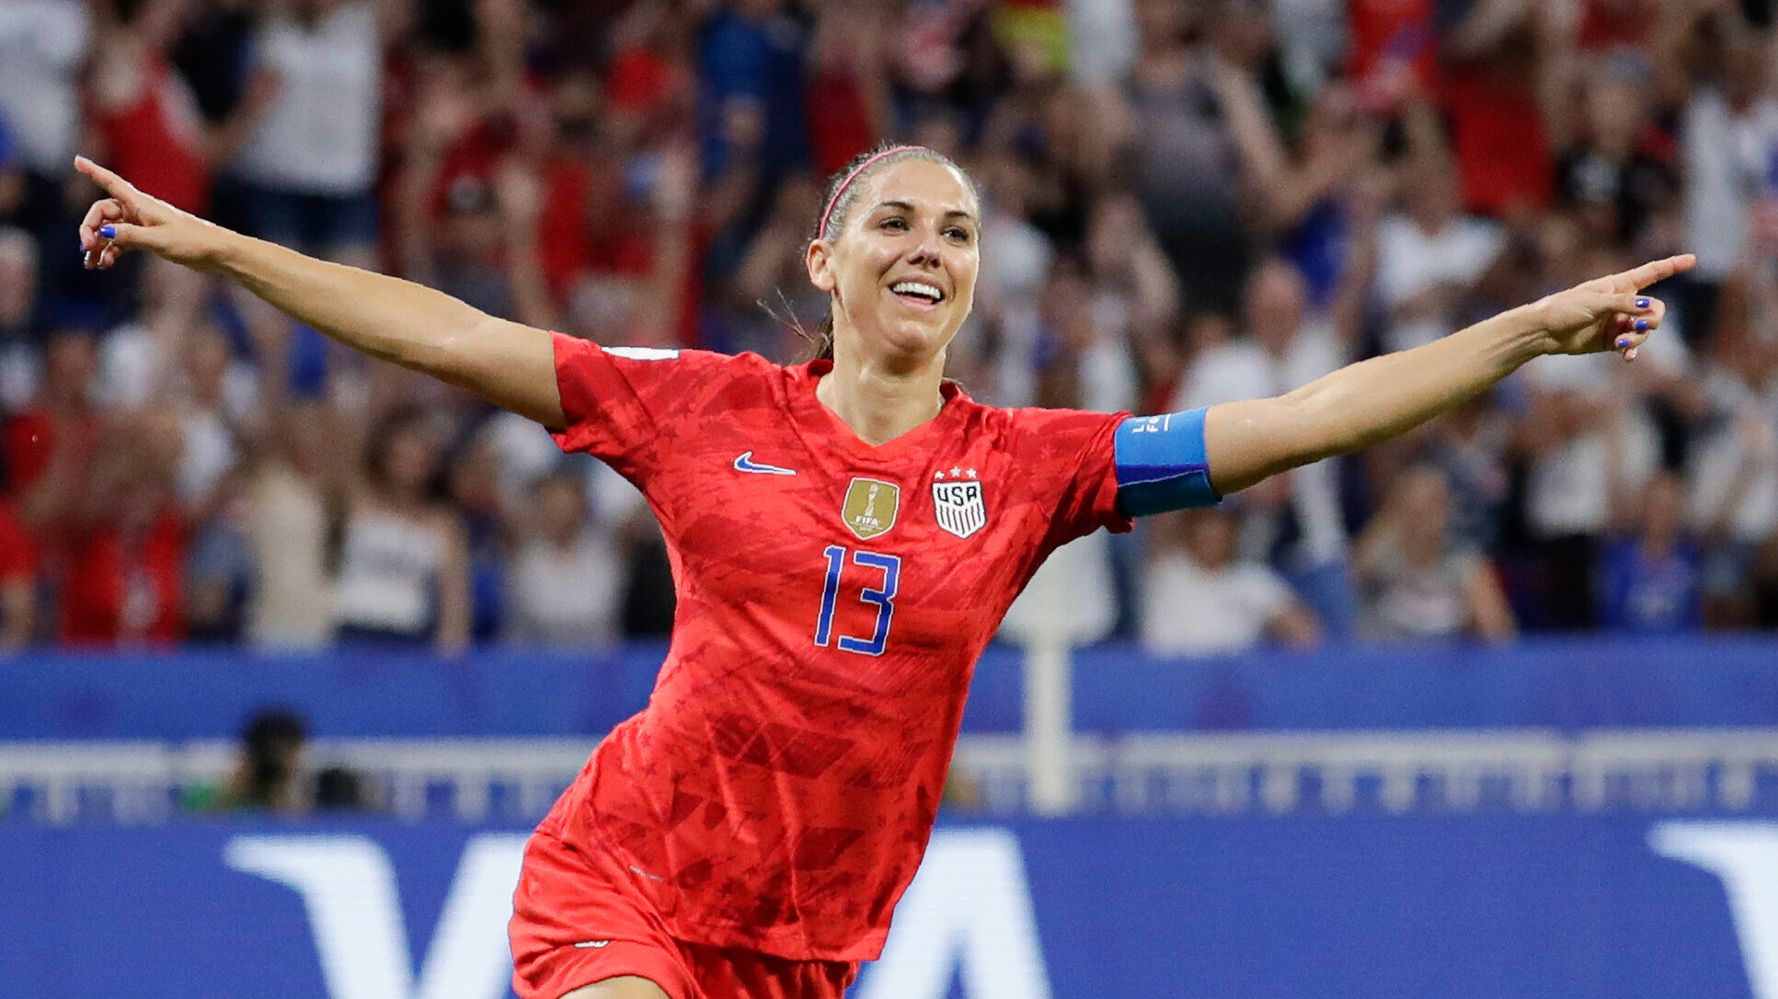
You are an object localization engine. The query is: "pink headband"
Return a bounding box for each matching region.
[817,145,924,240]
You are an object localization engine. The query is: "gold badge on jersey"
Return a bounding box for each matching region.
[841,477,899,540]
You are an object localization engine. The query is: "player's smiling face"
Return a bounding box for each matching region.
[809,158,980,365]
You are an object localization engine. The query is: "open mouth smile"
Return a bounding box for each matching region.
[890,280,945,307]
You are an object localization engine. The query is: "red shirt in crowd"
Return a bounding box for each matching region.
[58,512,187,647]
[2,409,101,498]
[0,500,35,591]
[88,56,211,214]
[1438,63,1555,216]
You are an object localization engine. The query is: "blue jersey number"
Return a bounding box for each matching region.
[814,546,901,656]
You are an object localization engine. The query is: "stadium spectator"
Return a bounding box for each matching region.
[57,413,188,646]
[710,174,826,359]
[166,323,250,513]
[1553,68,1678,252]
[1170,258,1360,634]
[505,468,622,647]
[1123,0,1252,310]
[1354,464,1517,642]
[85,0,214,218]
[805,0,891,177]
[4,329,103,538]
[185,707,309,813]
[1509,225,1675,629]
[1271,83,1388,310]
[1597,470,1704,633]
[3,0,1773,651]
[0,0,90,226]
[1675,12,1778,334]
[1140,505,1321,656]
[697,0,810,180]
[1374,153,1504,355]
[1081,195,1181,387]
[1435,0,1556,217]
[997,256,1132,646]
[332,411,471,650]
[1686,271,1778,627]
[1414,391,1514,553]
[225,0,386,266]
[242,392,345,650]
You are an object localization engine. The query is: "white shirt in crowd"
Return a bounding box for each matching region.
[1063,0,1135,85]
[99,322,260,413]
[506,530,624,647]
[1375,212,1504,354]
[1688,365,1778,542]
[1682,88,1778,281]
[333,508,445,635]
[232,1,381,195]
[1519,350,1676,538]
[1171,321,1349,564]
[1140,553,1294,656]
[0,0,89,174]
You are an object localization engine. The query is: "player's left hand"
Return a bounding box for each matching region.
[1531,253,1696,362]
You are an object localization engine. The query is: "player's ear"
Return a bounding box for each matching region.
[807,239,836,294]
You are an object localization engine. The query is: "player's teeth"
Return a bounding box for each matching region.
[891,282,942,301]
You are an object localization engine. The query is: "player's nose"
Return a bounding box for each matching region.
[907,232,943,266]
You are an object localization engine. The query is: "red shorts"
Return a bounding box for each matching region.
[508,827,859,999]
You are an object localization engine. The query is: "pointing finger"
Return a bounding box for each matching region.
[73,156,144,207]
[1616,254,1697,291]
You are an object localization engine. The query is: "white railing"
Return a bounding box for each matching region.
[6,730,1778,825]
[0,738,592,825]
[955,728,1778,815]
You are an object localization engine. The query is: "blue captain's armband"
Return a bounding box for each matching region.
[1113,408,1221,516]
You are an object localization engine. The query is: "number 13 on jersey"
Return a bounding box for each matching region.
[814,546,901,656]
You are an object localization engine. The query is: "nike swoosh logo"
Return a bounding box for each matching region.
[733,451,797,476]
[573,940,612,949]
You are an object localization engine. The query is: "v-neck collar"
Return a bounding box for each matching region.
[786,360,968,464]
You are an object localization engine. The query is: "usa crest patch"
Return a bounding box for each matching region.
[932,469,986,538]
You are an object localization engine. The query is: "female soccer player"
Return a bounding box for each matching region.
[74,146,1690,999]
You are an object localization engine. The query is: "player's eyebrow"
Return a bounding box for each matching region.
[873,200,976,223]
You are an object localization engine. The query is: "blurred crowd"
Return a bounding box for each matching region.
[1,0,1777,656]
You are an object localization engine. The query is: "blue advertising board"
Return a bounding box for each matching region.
[8,636,1778,741]
[3,815,1775,998]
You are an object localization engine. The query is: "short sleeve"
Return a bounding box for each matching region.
[550,333,737,484]
[1013,407,1134,549]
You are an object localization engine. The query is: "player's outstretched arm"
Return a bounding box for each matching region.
[1201,254,1696,495]
[73,156,565,429]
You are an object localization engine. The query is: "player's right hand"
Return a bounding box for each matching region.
[1530,254,1695,362]
[74,156,232,273]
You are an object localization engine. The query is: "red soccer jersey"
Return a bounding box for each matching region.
[543,333,1130,960]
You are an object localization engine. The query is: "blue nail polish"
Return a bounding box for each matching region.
[1616,337,1631,350]
[1635,297,1650,309]
[1635,319,1649,331]
[99,225,115,239]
